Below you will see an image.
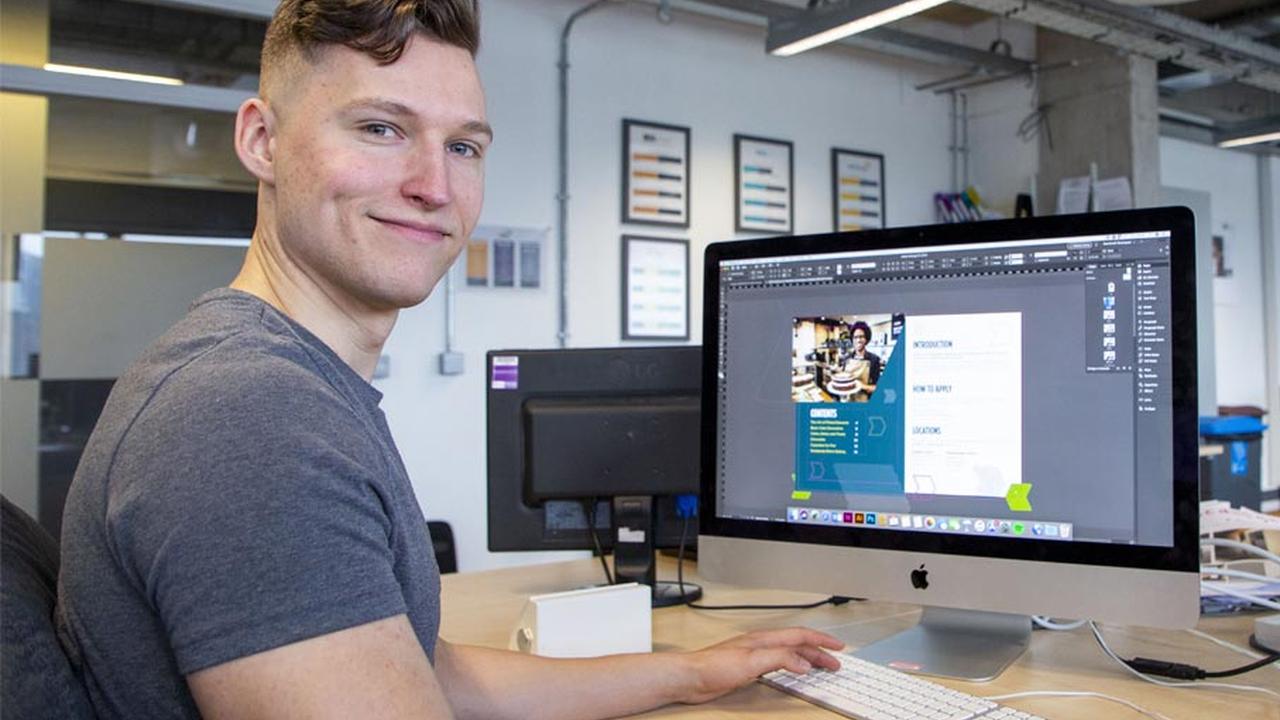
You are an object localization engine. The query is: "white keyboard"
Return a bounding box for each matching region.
[761,653,1045,720]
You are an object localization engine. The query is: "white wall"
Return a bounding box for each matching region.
[1160,137,1273,494]
[374,0,1038,571]
[1160,137,1268,410]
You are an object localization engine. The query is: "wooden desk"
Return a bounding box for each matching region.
[441,556,1279,719]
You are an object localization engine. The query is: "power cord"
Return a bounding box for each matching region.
[582,498,614,585]
[672,510,857,611]
[981,691,1173,720]
[1031,616,1086,631]
[1089,621,1280,700]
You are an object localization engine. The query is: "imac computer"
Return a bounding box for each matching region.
[486,346,703,606]
[698,207,1200,680]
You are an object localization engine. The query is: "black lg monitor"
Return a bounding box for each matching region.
[698,207,1200,680]
[486,346,703,605]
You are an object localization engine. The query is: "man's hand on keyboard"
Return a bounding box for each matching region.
[678,627,845,704]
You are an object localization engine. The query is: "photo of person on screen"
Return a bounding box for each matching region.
[841,320,881,402]
[792,315,894,403]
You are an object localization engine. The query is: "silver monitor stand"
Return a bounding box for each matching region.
[850,607,1031,681]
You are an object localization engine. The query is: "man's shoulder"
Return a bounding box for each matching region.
[89,290,375,487]
[131,289,353,417]
[91,292,386,524]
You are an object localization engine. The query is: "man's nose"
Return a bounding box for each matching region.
[402,146,452,209]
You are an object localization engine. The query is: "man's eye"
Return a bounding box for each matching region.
[449,142,481,158]
[362,123,398,138]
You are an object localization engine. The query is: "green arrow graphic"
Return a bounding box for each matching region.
[1006,483,1032,512]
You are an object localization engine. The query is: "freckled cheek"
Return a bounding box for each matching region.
[453,165,486,230]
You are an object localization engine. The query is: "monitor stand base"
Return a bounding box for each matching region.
[652,580,702,608]
[850,607,1030,681]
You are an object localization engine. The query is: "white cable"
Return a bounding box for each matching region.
[1202,566,1280,584]
[1032,616,1086,631]
[1184,628,1279,669]
[1201,582,1280,611]
[1089,621,1280,700]
[983,690,1173,720]
[1203,537,1280,567]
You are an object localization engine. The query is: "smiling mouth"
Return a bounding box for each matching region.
[372,216,451,243]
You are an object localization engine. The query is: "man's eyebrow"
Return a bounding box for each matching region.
[341,97,416,117]
[340,97,493,140]
[462,120,494,141]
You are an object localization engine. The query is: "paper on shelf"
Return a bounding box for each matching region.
[1201,500,1280,535]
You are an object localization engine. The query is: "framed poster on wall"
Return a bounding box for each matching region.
[622,119,691,227]
[734,134,793,234]
[621,235,689,341]
[831,148,885,232]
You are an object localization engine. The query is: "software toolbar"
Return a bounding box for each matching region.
[786,506,1073,541]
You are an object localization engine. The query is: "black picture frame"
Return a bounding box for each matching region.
[621,119,691,228]
[831,147,886,232]
[734,134,794,234]
[621,234,690,341]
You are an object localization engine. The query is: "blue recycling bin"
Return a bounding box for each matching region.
[1199,415,1268,510]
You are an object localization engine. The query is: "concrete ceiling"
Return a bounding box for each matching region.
[42,0,1280,146]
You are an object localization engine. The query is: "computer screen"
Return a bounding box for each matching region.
[698,207,1200,679]
[486,346,703,603]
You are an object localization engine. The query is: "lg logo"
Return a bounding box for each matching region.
[607,359,660,383]
[910,564,929,590]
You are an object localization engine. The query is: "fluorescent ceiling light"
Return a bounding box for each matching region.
[1217,130,1280,149]
[768,0,951,57]
[43,62,183,86]
[122,234,250,247]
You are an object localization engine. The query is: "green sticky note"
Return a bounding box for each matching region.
[791,490,812,501]
[1006,483,1033,512]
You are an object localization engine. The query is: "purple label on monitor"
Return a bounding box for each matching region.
[491,356,519,389]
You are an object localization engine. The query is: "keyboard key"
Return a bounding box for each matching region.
[759,653,1045,720]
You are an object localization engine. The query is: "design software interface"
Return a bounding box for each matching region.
[714,231,1175,547]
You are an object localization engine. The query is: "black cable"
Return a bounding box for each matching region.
[674,515,856,611]
[1121,635,1279,680]
[583,498,613,585]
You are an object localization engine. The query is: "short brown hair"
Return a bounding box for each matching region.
[261,0,479,90]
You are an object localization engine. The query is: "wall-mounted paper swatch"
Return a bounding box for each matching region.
[832,148,885,232]
[735,135,793,234]
[623,119,690,228]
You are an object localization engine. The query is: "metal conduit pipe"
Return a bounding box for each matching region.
[960,92,969,190]
[950,92,959,193]
[556,0,615,348]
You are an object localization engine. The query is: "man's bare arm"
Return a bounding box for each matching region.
[434,627,844,720]
[188,614,454,720]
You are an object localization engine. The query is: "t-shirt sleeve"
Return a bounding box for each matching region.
[105,358,408,675]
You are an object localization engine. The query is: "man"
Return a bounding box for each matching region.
[57,2,842,718]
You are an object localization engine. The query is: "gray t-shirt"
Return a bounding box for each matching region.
[57,288,441,719]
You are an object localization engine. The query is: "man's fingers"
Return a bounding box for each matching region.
[733,627,845,652]
[748,648,813,676]
[796,646,842,671]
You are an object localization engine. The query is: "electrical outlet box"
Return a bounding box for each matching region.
[439,351,465,376]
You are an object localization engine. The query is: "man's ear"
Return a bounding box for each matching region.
[235,97,276,185]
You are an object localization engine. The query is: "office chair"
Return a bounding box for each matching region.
[426,520,457,574]
[1,495,96,718]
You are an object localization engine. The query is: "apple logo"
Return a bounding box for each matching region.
[910,564,929,590]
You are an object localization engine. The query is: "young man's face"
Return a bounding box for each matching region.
[267,36,490,312]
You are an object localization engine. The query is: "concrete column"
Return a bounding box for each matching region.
[0,0,49,516]
[1034,29,1161,212]
[1261,155,1279,494]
